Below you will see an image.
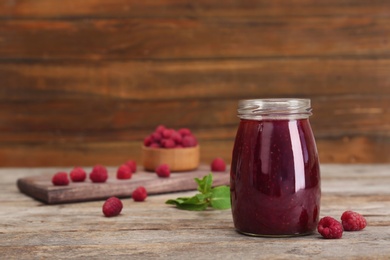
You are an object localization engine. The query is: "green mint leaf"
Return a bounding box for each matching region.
[166,195,208,211]
[194,173,213,194]
[166,173,230,211]
[165,197,189,206]
[210,186,231,210]
[194,192,212,202]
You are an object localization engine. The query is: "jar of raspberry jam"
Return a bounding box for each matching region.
[230,99,321,237]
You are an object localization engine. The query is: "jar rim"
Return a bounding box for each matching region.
[237,98,312,120]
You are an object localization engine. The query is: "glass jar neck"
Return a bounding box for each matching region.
[237,98,312,120]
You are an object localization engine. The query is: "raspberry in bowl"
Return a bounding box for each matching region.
[142,125,200,172]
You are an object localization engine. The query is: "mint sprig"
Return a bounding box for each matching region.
[165,173,231,211]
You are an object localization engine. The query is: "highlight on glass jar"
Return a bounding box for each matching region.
[230,98,321,237]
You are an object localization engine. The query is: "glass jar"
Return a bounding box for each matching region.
[230,99,321,237]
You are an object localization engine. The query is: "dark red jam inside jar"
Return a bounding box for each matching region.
[230,99,321,237]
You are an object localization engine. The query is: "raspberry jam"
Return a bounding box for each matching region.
[230,99,321,237]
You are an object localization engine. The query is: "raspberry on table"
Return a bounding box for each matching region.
[341,211,367,231]
[52,172,69,186]
[102,197,123,217]
[211,157,226,172]
[70,167,86,182]
[90,165,108,183]
[156,164,170,178]
[132,186,148,202]
[125,160,137,173]
[317,216,343,239]
[116,164,132,180]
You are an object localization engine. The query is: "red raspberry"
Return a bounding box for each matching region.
[90,165,108,183]
[156,164,170,178]
[116,164,132,180]
[102,197,123,217]
[341,211,367,231]
[211,157,226,172]
[162,129,174,138]
[144,136,152,146]
[151,132,163,142]
[70,167,86,182]
[52,172,69,186]
[317,216,343,239]
[151,132,162,143]
[171,131,183,145]
[155,125,166,134]
[125,160,137,173]
[178,128,192,136]
[161,138,175,148]
[132,186,148,202]
[182,135,197,147]
[150,143,160,148]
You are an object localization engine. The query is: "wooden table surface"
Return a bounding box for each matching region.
[1,164,389,259]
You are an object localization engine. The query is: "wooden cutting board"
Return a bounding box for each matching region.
[17,165,230,204]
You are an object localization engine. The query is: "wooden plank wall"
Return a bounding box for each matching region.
[0,0,389,166]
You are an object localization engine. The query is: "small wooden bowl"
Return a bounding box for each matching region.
[142,145,200,172]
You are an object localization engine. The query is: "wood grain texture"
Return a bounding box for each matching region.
[1,0,389,19]
[1,59,390,100]
[0,0,390,19]
[0,0,389,166]
[1,165,390,259]
[0,96,388,136]
[1,16,390,60]
[0,136,388,167]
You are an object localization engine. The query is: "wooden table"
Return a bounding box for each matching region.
[1,165,389,259]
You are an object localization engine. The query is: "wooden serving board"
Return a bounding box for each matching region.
[17,165,230,204]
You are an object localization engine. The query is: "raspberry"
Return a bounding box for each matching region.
[161,138,175,148]
[178,128,192,136]
[116,164,132,180]
[162,129,174,139]
[144,136,152,146]
[102,197,123,217]
[156,164,170,178]
[182,135,197,147]
[52,172,69,186]
[70,167,86,182]
[125,160,137,173]
[171,131,183,145]
[150,143,160,148]
[155,125,166,134]
[151,132,162,143]
[317,216,343,239]
[145,126,198,149]
[341,211,367,231]
[211,157,226,172]
[132,186,148,202]
[90,165,108,183]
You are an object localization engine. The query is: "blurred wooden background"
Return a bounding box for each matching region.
[0,0,389,166]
